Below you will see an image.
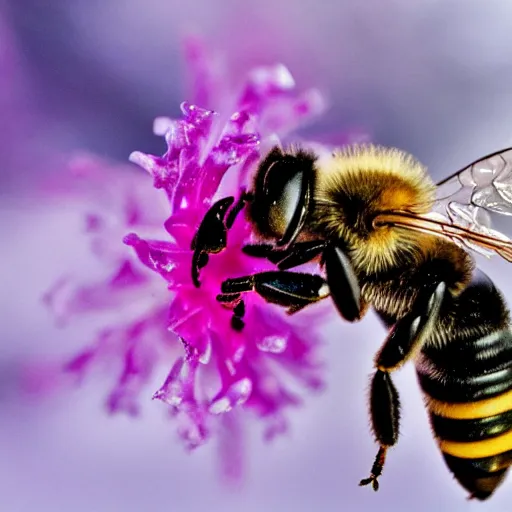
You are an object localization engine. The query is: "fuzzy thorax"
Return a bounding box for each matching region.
[312,145,437,272]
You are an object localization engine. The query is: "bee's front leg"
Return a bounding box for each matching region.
[191,193,251,287]
[360,281,446,491]
[217,270,330,324]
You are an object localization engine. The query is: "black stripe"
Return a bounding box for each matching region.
[443,450,512,475]
[422,330,512,376]
[418,365,512,402]
[442,452,512,500]
[431,410,512,442]
[418,326,512,402]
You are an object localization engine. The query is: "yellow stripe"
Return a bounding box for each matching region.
[427,388,512,420]
[440,429,512,459]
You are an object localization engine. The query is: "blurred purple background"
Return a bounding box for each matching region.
[2,1,512,511]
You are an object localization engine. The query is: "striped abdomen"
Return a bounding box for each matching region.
[416,273,512,500]
[416,272,512,500]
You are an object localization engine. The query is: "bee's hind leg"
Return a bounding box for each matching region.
[359,371,399,491]
[360,281,446,491]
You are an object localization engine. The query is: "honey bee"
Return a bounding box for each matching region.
[191,144,512,500]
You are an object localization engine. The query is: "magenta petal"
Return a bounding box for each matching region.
[263,415,288,442]
[106,326,158,416]
[109,259,149,288]
[44,55,363,466]
[180,102,216,129]
[164,208,203,245]
[209,378,253,414]
[217,412,245,483]
[239,64,296,107]
[63,347,97,378]
[129,151,178,193]
[153,355,197,407]
[177,416,209,450]
[124,233,186,282]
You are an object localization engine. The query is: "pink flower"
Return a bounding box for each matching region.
[42,43,367,474]
[124,63,330,447]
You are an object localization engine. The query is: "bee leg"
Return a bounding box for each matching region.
[244,242,362,322]
[241,243,287,264]
[216,292,246,330]
[191,192,258,287]
[242,240,327,267]
[323,245,361,322]
[225,191,252,229]
[276,241,328,269]
[231,300,246,331]
[360,281,446,491]
[191,191,252,287]
[218,270,329,315]
[359,370,399,491]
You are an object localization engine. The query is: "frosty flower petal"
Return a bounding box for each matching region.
[123,63,332,447]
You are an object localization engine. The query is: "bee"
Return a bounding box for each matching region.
[191,143,512,500]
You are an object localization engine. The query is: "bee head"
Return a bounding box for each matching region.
[247,146,317,245]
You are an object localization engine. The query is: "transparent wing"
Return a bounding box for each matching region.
[435,147,512,214]
[429,147,512,259]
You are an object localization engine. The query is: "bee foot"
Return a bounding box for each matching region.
[359,475,380,491]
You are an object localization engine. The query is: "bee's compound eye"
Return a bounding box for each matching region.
[268,171,303,237]
[250,148,315,240]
